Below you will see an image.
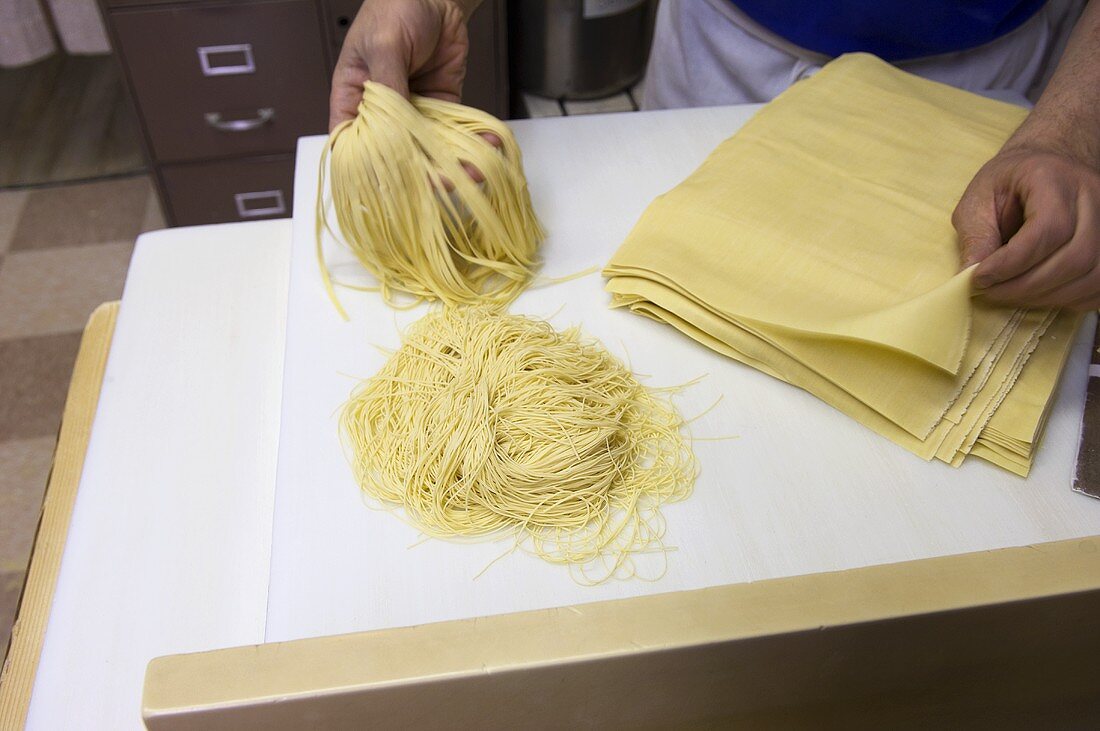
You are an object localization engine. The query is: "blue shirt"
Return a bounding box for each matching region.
[731,1,1047,60]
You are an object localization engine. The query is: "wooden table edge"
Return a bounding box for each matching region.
[0,302,121,727]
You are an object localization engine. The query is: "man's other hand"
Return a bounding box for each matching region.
[954,147,1100,310]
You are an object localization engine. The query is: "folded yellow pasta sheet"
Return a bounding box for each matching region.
[604,54,1081,475]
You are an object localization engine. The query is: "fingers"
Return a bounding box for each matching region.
[328,2,415,131]
[460,161,485,184]
[978,189,1099,308]
[329,63,370,132]
[327,1,494,188]
[329,42,412,132]
[435,163,485,193]
[973,217,1081,294]
[979,239,1096,306]
[955,149,1100,309]
[953,174,1006,269]
[972,177,1078,289]
[361,34,412,99]
[460,133,506,182]
[986,266,1100,310]
[438,135,505,190]
[406,3,468,103]
[329,0,474,130]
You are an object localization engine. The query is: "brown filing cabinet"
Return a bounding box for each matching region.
[100,0,509,226]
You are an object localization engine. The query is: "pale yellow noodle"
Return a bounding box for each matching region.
[318,82,544,314]
[339,307,698,584]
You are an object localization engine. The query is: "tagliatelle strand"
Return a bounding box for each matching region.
[318,82,544,315]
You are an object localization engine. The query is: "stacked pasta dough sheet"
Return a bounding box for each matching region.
[604,54,1081,476]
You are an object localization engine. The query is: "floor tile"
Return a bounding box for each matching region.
[0,241,132,340]
[0,436,56,569]
[0,332,82,442]
[0,189,29,257]
[8,175,151,251]
[1,568,26,661]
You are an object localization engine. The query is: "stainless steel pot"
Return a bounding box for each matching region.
[510,0,657,100]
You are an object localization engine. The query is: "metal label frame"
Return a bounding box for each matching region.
[198,44,256,77]
[234,190,286,218]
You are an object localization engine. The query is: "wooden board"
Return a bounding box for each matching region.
[0,303,118,730]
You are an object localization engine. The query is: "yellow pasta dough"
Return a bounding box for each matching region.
[340,307,697,583]
[319,82,544,313]
[604,54,1081,474]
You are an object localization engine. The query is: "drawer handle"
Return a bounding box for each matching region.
[198,44,255,76]
[235,190,286,218]
[204,108,275,132]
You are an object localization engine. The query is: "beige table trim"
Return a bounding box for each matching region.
[0,302,120,728]
[144,537,1100,728]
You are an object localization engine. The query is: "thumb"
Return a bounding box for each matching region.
[362,41,412,100]
[951,181,1005,271]
[329,44,411,132]
[329,63,370,132]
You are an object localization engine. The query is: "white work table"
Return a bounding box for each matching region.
[24,220,291,729]
[12,106,1100,728]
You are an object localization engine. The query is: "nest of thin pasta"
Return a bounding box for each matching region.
[340,307,697,583]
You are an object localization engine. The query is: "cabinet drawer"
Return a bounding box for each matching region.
[161,155,295,226]
[112,0,328,163]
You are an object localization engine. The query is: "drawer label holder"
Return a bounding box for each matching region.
[234,190,286,218]
[198,44,256,76]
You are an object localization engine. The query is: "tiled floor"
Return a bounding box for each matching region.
[0,174,163,659]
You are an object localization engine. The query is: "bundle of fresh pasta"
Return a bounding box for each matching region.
[319,81,544,313]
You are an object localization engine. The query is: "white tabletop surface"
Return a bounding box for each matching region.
[24,105,1100,729]
[27,220,290,729]
[275,107,1100,642]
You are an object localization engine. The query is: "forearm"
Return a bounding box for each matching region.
[1005,0,1100,168]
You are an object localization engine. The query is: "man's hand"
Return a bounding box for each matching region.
[953,147,1100,310]
[952,0,1100,310]
[329,0,475,132]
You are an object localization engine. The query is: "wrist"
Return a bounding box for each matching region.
[1002,114,1100,171]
